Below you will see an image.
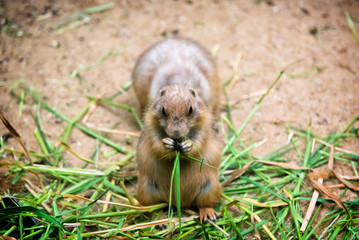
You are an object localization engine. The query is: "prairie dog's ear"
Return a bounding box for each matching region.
[189,88,198,98]
[160,88,166,97]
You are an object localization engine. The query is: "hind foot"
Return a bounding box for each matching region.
[199,207,220,223]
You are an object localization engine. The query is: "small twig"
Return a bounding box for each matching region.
[24,179,43,194]
[300,178,323,233]
[63,223,97,227]
[286,131,294,145]
[227,89,267,107]
[24,183,52,213]
[318,214,340,240]
[300,138,322,233]
[343,176,359,180]
[251,203,261,240]
[208,221,230,237]
[327,183,346,188]
[311,138,316,153]
[316,138,359,156]
[103,178,114,212]
[82,94,104,123]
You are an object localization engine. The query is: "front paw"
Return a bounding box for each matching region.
[180,140,192,154]
[162,137,176,152]
[162,138,192,153]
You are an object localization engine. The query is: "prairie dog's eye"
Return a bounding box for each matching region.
[188,106,193,116]
[162,107,167,116]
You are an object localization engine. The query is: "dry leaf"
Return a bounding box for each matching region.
[309,177,351,230]
[0,235,17,240]
[243,198,288,208]
[0,110,33,165]
[257,160,311,170]
[283,189,293,201]
[221,160,254,187]
[308,171,332,179]
[332,170,359,191]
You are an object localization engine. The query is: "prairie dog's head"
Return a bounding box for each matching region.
[149,85,209,140]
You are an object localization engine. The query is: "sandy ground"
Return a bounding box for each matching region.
[0,0,359,231]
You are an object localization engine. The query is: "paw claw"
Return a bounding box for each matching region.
[159,224,167,230]
[199,208,219,224]
[156,224,167,230]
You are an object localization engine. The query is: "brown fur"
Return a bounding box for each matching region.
[133,38,222,222]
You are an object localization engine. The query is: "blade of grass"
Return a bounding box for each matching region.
[289,200,302,239]
[33,129,49,156]
[345,13,359,46]
[33,105,54,155]
[270,207,286,239]
[3,225,17,236]
[119,181,136,206]
[294,122,311,194]
[18,90,25,117]
[59,142,94,164]
[174,151,182,230]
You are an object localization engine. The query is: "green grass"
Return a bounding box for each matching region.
[346,12,359,46]
[1,65,359,239]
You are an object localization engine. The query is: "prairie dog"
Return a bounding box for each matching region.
[133,38,222,222]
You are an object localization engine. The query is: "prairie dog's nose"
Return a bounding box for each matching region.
[172,130,181,139]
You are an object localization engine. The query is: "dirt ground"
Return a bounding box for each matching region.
[0,0,358,220]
